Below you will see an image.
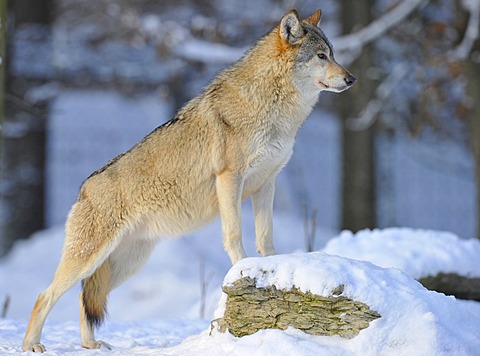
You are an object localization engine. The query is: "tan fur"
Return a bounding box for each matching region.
[23,9,355,352]
[81,261,111,328]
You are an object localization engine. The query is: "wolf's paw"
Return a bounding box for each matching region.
[22,342,46,353]
[257,245,276,257]
[82,340,112,350]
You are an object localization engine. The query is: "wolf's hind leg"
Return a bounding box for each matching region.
[79,237,156,349]
[23,199,123,352]
[22,246,111,352]
[22,276,73,353]
[109,238,156,290]
[79,260,112,350]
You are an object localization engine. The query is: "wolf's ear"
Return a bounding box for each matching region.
[279,10,305,44]
[304,9,322,27]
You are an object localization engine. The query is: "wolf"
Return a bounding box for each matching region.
[22,9,355,352]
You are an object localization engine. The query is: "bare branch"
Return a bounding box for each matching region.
[170,0,429,66]
[347,64,408,131]
[334,0,429,65]
[303,203,319,253]
[173,38,247,64]
[450,0,480,61]
[199,256,214,319]
[1,295,10,318]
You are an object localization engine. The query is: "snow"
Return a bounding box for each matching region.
[1,224,480,355]
[323,227,480,279]
[202,252,480,356]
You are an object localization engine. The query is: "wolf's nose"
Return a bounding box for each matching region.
[345,74,356,86]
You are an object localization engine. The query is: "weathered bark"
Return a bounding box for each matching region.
[214,277,381,338]
[339,0,377,232]
[419,273,480,301]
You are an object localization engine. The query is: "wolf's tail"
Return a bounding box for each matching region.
[81,260,111,328]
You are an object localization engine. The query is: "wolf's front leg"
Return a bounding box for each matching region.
[252,177,276,257]
[216,171,246,264]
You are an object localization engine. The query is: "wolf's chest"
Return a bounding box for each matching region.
[242,134,294,195]
[249,137,293,170]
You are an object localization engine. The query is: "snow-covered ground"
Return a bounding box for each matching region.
[1,221,480,355]
[323,227,480,279]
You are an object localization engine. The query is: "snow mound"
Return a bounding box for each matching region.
[171,252,480,355]
[322,227,480,279]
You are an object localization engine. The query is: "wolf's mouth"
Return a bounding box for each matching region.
[318,81,329,89]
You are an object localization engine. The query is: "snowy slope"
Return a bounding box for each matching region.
[1,225,480,355]
[323,227,480,279]
[181,252,480,356]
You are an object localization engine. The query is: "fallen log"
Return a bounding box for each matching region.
[214,276,381,338]
[419,273,480,301]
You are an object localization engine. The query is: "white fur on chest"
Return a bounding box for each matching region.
[243,133,295,196]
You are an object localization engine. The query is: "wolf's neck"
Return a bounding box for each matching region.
[229,34,315,121]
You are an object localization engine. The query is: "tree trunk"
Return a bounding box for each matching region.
[0,0,6,161]
[455,0,480,239]
[339,0,376,232]
[466,52,480,239]
[419,273,480,301]
[0,0,51,256]
[13,0,52,24]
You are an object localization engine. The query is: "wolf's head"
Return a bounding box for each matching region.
[278,9,356,96]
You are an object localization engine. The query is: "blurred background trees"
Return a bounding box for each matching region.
[0,0,5,162]
[0,0,478,256]
[465,20,480,241]
[338,0,480,233]
[0,0,52,255]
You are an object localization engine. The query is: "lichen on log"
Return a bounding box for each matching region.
[213,277,381,338]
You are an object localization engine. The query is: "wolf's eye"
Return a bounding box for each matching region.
[317,53,327,60]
